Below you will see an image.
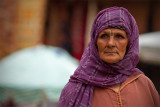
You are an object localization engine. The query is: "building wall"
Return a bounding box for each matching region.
[0,0,47,59]
[0,0,17,59]
[14,0,47,50]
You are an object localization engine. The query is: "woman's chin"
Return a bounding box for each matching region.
[102,57,120,64]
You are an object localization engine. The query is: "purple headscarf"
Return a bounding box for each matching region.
[58,6,143,107]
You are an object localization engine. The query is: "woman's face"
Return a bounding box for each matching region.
[97,28,128,64]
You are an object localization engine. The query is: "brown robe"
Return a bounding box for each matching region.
[92,72,160,107]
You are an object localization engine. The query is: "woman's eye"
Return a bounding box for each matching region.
[100,34,108,38]
[116,34,124,39]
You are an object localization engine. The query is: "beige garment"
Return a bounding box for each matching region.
[92,72,160,107]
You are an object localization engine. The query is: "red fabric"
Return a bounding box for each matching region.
[71,3,87,60]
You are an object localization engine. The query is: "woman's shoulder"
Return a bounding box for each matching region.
[124,72,156,90]
[134,73,159,94]
[137,73,154,86]
[136,73,160,105]
[128,72,153,84]
[124,72,159,98]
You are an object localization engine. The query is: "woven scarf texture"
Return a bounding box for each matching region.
[58,6,143,107]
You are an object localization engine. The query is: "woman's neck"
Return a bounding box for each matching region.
[110,84,121,92]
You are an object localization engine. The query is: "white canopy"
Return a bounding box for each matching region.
[0,45,78,103]
[139,31,160,65]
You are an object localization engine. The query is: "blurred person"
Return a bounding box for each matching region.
[58,7,160,107]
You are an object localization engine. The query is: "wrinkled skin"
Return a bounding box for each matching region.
[97,28,128,64]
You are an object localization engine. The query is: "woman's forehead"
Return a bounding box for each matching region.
[99,28,126,34]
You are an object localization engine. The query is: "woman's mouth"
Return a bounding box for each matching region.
[104,51,117,54]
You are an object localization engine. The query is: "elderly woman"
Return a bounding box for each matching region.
[58,7,160,107]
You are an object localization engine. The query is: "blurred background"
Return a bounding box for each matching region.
[0,0,160,106]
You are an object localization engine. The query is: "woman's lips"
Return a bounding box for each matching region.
[104,51,117,54]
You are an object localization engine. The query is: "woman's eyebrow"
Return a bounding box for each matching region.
[99,31,109,35]
[114,32,126,35]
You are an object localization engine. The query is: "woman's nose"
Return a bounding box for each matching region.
[107,36,115,47]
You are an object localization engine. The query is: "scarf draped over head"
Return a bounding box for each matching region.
[58,6,143,107]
